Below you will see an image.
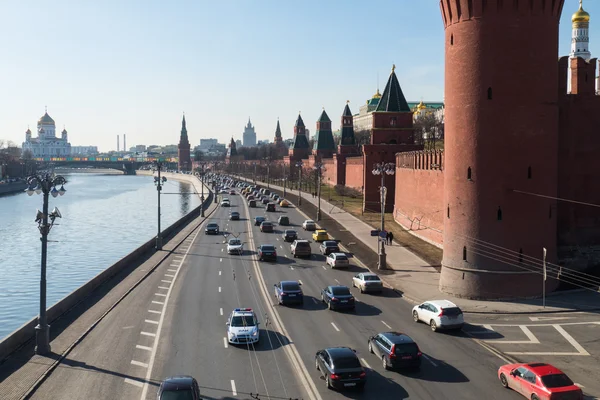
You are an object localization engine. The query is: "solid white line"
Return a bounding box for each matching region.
[220,308,223,316]
[155,293,167,297]
[141,331,156,337]
[219,287,222,293]
[148,310,161,314]
[483,324,494,331]
[158,286,169,290]
[230,380,237,396]
[381,321,392,329]
[136,345,153,351]
[463,331,513,364]
[125,378,144,388]
[476,321,600,327]
[131,360,149,368]
[151,301,164,305]
[421,354,438,367]
[360,358,371,369]
[145,319,159,325]
[487,325,539,344]
[161,280,172,283]
[575,383,585,388]
[224,337,228,348]
[554,325,590,355]
[331,322,340,332]
[164,274,175,278]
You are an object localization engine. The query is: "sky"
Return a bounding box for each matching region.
[0,0,598,152]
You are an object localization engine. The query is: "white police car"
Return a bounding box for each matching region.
[226,308,260,345]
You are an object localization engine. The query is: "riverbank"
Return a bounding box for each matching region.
[0,181,27,196]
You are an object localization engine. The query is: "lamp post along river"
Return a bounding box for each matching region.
[154,161,167,250]
[372,163,395,270]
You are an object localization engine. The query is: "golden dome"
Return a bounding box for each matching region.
[372,88,382,99]
[417,100,427,110]
[572,1,590,23]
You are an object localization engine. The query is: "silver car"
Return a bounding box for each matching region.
[352,272,383,293]
[227,238,243,255]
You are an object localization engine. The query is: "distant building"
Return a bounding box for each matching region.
[199,138,219,152]
[257,139,270,146]
[22,110,71,157]
[135,144,147,152]
[235,139,242,148]
[71,146,98,155]
[243,118,257,147]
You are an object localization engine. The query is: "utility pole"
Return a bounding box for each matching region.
[154,161,167,250]
[200,163,205,217]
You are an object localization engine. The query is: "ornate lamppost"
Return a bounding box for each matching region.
[25,172,67,355]
[295,161,303,206]
[313,163,323,221]
[371,162,395,270]
[154,161,167,250]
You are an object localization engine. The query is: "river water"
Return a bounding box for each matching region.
[0,173,201,339]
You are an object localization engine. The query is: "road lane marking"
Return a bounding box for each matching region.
[125,378,144,388]
[161,280,172,283]
[136,345,153,351]
[170,263,180,267]
[155,293,167,297]
[381,321,392,329]
[220,258,223,262]
[145,319,159,325]
[224,337,228,348]
[220,308,223,316]
[131,360,149,368]
[422,354,438,367]
[164,274,175,278]
[486,325,539,344]
[322,265,327,270]
[141,332,156,337]
[219,287,222,293]
[151,301,164,305]
[231,380,237,396]
[298,280,303,285]
[483,324,494,331]
[221,248,224,252]
[360,358,371,369]
[167,269,177,272]
[506,325,591,356]
[158,286,169,290]
[334,279,340,284]
[529,316,575,322]
[173,255,183,258]
[575,383,585,388]
[312,298,318,304]
[219,271,222,276]
[290,266,294,270]
[148,310,161,314]
[331,322,340,332]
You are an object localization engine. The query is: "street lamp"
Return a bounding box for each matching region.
[283,163,287,197]
[313,163,323,221]
[154,161,167,250]
[252,162,257,184]
[295,161,303,206]
[371,162,395,270]
[25,172,67,355]
[198,162,206,217]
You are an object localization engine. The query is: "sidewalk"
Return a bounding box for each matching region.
[242,177,600,314]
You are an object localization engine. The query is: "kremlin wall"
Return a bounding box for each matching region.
[225,0,600,299]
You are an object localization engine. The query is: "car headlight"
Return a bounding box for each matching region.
[252,330,258,336]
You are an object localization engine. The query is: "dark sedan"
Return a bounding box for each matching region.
[258,245,277,261]
[205,222,219,235]
[260,221,274,232]
[368,332,422,370]
[282,229,297,242]
[274,280,303,305]
[230,211,240,220]
[261,198,270,205]
[315,347,366,391]
[157,375,201,399]
[321,285,355,311]
[319,240,340,255]
[254,216,266,226]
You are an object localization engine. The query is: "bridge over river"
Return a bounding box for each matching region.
[33,156,179,174]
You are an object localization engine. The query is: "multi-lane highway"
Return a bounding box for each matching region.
[29,182,528,400]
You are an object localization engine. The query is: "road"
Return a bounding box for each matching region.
[28,183,596,399]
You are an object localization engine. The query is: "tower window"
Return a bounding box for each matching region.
[463,246,467,261]
[467,167,472,180]
[519,248,523,263]
[497,206,502,221]
[390,117,397,126]
[450,34,454,45]
[447,204,450,219]
[487,87,493,100]
[527,166,532,179]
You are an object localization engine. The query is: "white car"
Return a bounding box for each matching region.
[226,308,260,345]
[220,200,230,207]
[326,252,350,269]
[227,238,243,255]
[412,300,464,332]
[302,219,317,231]
[352,272,383,293]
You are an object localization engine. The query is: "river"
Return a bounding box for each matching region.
[0,173,201,340]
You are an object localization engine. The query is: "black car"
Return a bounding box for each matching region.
[319,240,340,255]
[278,216,290,226]
[266,203,276,212]
[230,211,240,220]
[321,285,355,311]
[205,222,219,235]
[254,216,266,226]
[249,200,257,207]
[157,375,201,399]
[315,347,366,391]
[274,280,303,305]
[282,229,297,242]
[261,198,270,205]
[260,221,274,232]
[368,332,422,370]
[258,244,277,261]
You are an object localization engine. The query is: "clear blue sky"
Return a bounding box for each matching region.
[0,0,597,152]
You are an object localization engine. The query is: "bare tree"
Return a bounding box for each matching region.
[413,112,444,150]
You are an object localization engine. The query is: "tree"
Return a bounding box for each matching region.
[413,112,444,150]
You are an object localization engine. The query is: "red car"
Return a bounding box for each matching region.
[498,363,582,400]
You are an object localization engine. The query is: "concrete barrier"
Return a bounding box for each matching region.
[0,174,211,361]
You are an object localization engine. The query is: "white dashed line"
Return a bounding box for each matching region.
[224,337,229,348]
[148,310,161,314]
[382,321,392,329]
[422,354,438,367]
[124,378,144,388]
[322,265,327,270]
[136,345,153,351]
[167,269,177,272]
[219,271,222,276]
[145,319,159,325]
[221,248,224,252]
[161,280,172,284]
[220,308,223,316]
[360,358,371,369]
[220,258,223,262]
[155,293,167,297]
[141,331,156,337]
[131,360,149,368]
[231,380,237,396]
[312,298,318,304]
[164,274,175,278]
[170,263,180,267]
[331,322,340,332]
[334,279,340,284]
[280,245,283,249]
[298,280,303,285]
[575,383,585,388]
[151,301,164,305]
[158,286,169,290]
[219,287,222,293]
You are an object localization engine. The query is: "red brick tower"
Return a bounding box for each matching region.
[439,0,563,299]
[178,114,191,172]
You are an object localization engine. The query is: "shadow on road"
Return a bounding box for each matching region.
[408,354,469,383]
[228,329,291,352]
[323,368,410,399]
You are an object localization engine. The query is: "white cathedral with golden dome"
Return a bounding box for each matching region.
[570,0,591,61]
[22,109,72,158]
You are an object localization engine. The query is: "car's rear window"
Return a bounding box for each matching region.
[335,255,348,261]
[296,242,310,248]
[262,222,272,226]
[394,343,419,354]
[442,307,462,316]
[333,356,361,369]
[285,230,296,235]
[160,389,194,400]
[323,241,337,246]
[262,246,275,251]
[541,374,574,388]
[331,287,350,296]
[363,275,380,281]
[282,282,300,291]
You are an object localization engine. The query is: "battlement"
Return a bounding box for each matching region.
[397,150,444,171]
[440,0,564,27]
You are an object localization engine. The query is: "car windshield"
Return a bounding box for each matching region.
[261,246,275,251]
[281,282,301,291]
[541,373,574,388]
[208,224,218,228]
[323,241,337,246]
[256,217,264,221]
[333,356,361,369]
[331,287,350,296]
[394,343,419,354]
[231,315,256,327]
[232,212,239,215]
[229,239,241,245]
[363,275,380,281]
[160,389,195,400]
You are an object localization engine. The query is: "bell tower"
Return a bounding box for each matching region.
[178,114,191,172]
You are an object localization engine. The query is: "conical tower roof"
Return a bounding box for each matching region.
[275,119,282,138]
[295,114,305,127]
[317,109,331,122]
[376,64,411,112]
[342,103,352,117]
